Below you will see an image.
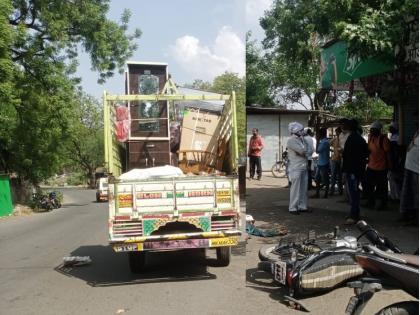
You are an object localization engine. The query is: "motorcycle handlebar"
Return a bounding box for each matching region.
[356,220,402,253]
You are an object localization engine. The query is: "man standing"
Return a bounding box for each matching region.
[399,130,418,225]
[365,122,390,210]
[342,119,369,224]
[248,128,264,180]
[312,128,330,198]
[388,122,403,202]
[330,127,343,195]
[303,128,315,190]
[286,122,308,214]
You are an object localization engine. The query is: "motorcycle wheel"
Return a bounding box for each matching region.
[376,301,419,315]
[258,244,279,262]
[271,162,286,178]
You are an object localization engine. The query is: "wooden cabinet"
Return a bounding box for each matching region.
[124,62,170,168]
[127,140,170,169]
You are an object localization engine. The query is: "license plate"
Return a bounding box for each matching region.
[113,243,143,252]
[272,261,287,285]
[210,237,238,247]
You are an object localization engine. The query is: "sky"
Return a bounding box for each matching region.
[245,0,272,43]
[76,0,246,99]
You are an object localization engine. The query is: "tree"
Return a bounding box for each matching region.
[0,0,140,186]
[334,92,393,123]
[66,91,104,188]
[259,0,418,109]
[246,32,276,107]
[184,79,212,91]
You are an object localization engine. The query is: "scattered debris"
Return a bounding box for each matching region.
[62,256,92,267]
[116,309,128,314]
[13,204,33,216]
[245,214,288,237]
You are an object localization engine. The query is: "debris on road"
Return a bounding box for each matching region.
[62,256,92,267]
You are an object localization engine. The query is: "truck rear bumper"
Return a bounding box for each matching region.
[111,230,241,252]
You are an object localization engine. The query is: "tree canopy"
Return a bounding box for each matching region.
[0,0,140,185]
[247,0,418,113]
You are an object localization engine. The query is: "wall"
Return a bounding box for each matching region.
[246,113,310,172]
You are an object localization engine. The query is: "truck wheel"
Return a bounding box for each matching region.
[96,193,100,202]
[128,252,146,273]
[216,247,231,266]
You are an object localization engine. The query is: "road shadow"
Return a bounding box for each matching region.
[55,245,218,287]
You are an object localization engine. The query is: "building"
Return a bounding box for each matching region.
[246,107,313,171]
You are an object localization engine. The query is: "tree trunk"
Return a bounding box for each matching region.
[88,169,96,189]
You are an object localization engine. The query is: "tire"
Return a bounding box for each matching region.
[258,244,279,262]
[216,247,231,266]
[96,193,100,203]
[128,252,146,273]
[271,162,286,178]
[376,301,419,315]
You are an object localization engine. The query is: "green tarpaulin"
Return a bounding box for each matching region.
[0,175,13,217]
[320,41,394,89]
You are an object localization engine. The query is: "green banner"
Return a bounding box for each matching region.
[320,41,394,89]
[0,175,13,217]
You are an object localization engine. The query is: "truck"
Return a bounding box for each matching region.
[103,68,241,273]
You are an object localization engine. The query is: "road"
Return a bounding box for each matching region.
[0,189,246,315]
[245,174,418,315]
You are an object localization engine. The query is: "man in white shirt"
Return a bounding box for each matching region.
[287,122,308,214]
[303,128,315,190]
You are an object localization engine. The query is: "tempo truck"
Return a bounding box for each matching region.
[103,70,241,273]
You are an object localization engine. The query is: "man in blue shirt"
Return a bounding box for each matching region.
[311,128,330,198]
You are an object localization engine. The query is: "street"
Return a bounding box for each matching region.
[0,189,246,315]
[245,174,419,315]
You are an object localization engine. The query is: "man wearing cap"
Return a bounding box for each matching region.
[365,121,391,210]
[286,122,308,214]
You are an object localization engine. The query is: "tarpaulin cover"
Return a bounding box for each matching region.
[118,166,185,180]
[116,105,129,121]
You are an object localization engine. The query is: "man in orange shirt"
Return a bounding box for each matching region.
[365,122,391,210]
[248,128,264,180]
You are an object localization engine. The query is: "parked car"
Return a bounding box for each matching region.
[96,177,108,202]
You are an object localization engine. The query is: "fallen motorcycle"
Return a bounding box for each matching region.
[258,226,363,299]
[257,222,419,313]
[344,221,419,315]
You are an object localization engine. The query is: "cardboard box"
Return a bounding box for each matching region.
[179,108,221,167]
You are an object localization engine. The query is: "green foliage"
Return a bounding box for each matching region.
[334,92,393,123]
[65,90,104,187]
[256,0,418,109]
[246,32,276,107]
[184,79,212,91]
[0,1,140,185]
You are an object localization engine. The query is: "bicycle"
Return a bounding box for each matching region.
[271,150,288,178]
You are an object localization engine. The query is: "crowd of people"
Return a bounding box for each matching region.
[281,118,418,225]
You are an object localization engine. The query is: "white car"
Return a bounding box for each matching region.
[96,177,108,202]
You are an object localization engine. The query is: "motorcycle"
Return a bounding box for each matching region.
[257,222,419,313]
[49,191,61,209]
[32,191,61,212]
[345,221,418,315]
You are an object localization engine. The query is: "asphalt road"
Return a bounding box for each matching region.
[0,189,246,315]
